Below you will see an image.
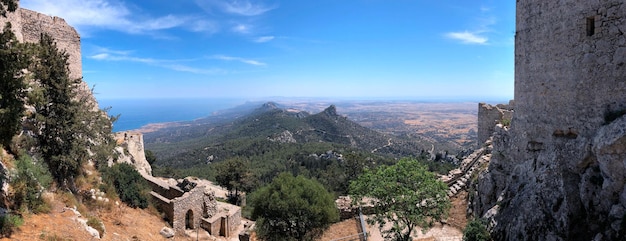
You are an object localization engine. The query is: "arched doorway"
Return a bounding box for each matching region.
[185,210,194,229]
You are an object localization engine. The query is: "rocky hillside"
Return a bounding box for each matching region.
[146,102,428,168]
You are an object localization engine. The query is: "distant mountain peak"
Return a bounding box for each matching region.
[323,105,338,117]
[262,102,279,109]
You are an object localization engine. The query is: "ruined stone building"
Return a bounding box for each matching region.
[473,1,626,240]
[145,176,242,237]
[114,132,243,237]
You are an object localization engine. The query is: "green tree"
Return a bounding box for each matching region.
[463,219,491,241]
[214,157,256,202]
[32,33,88,191]
[0,22,29,151]
[349,158,451,241]
[101,163,150,209]
[144,149,156,165]
[251,173,339,241]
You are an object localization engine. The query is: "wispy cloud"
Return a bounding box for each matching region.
[195,0,277,16]
[254,36,275,43]
[89,49,226,74]
[445,31,488,44]
[232,24,252,34]
[213,55,266,66]
[189,20,220,33]
[445,6,496,45]
[21,0,216,36]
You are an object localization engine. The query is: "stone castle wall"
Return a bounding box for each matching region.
[474,1,626,240]
[477,102,513,145]
[1,7,81,79]
[0,6,94,104]
[113,132,153,175]
[514,0,626,145]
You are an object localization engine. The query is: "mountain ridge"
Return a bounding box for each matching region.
[145,102,428,168]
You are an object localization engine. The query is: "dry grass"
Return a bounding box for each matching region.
[1,192,170,241]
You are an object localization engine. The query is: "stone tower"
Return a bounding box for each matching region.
[514,0,626,148]
[474,1,626,240]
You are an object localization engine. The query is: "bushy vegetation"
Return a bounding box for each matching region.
[101,163,150,209]
[10,154,52,214]
[0,214,23,237]
[350,158,451,241]
[463,219,491,241]
[214,157,255,203]
[144,149,156,165]
[251,173,339,241]
[2,3,117,191]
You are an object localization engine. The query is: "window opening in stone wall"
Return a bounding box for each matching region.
[586,17,595,36]
[185,210,194,229]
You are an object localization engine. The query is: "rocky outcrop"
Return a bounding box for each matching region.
[113,132,153,176]
[268,130,297,143]
[472,1,626,240]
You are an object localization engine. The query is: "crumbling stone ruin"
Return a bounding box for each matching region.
[472,1,626,240]
[113,132,153,175]
[145,176,242,237]
[477,102,513,145]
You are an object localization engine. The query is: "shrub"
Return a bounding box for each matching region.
[86,215,105,238]
[101,163,150,209]
[251,173,338,241]
[463,219,491,241]
[0,214,23,237]
[10,154,52,214]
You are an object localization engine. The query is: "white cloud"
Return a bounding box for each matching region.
[254,36,275,43]
[445,31,488,44]
[195,0,276,16]
[232,24,252,34]
[89,49,225,74]
[213,55,266,66]
[20,0,213,36]
[445,6,498,45]
[189,20,220,33]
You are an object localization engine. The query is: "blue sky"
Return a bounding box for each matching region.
[21,0,515,101]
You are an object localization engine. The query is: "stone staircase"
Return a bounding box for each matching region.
[440,140,492,197]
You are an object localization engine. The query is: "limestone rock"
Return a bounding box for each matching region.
[268,130,297,143]
[160,227,175,238]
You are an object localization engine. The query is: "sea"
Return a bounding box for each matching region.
[98,98,245,132]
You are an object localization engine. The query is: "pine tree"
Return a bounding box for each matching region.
[0,22,28,151]
[33,33,88,191]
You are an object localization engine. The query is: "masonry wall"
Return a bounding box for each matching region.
[514,0,626,147]
[473,1,626,240]
[477,102,513,145]
[0,6,95,105]
[171,186,206,232]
